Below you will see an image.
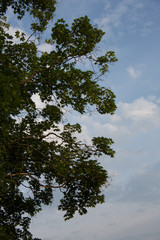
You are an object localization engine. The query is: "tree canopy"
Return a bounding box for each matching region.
[0,1,117,239]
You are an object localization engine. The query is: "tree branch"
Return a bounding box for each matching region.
[20,72,38,85]
[26,31,36,42]
[9,132,62,146]
[6,173,65,189]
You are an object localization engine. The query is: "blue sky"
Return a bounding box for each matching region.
[6,0,160,239]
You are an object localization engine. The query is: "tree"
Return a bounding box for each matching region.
[0,1,117,239]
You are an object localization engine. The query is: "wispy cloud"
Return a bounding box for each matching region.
[127,66,141,79]
[94,0,155,39]
[121,160,160,204]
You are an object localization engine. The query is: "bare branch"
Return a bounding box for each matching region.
[26,31,36,42]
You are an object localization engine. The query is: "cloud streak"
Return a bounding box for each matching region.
[127,66,141,79]
[94,0,155,39]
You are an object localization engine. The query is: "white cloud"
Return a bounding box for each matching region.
[127,66,141,79]
[107,97,160,138]
[119,97,160,123]
[37,43,54,53]
[72,97,160,144]
[31,93,46,109]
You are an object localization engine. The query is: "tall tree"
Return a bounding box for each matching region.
[0,1,117,239]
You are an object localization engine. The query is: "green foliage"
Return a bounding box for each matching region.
[0,2,117,239]
[0,0,57,31]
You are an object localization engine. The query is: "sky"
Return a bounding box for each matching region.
[6,0,160,239]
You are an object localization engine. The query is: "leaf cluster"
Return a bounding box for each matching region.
[0,0,57,31]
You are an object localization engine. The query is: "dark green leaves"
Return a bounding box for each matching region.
[58,159,107,220]
[92,137,115,157]
[52,16,105,55]
[42,105,62,123]
[0,3,117,240]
